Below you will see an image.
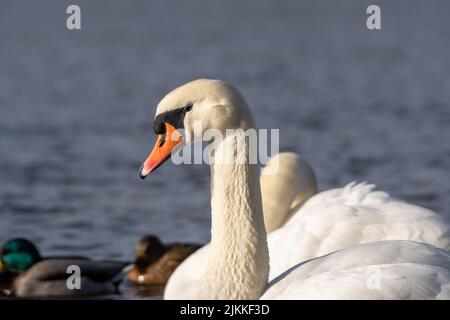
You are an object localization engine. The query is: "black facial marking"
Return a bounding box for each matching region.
[153,104,192,134]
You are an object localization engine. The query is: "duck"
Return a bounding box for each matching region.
[138,79,450,299]
[127,235,201,286]
[0,238,128,298]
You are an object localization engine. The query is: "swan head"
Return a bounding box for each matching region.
[139,79,254,178]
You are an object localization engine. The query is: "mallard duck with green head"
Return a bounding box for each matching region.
[0,238,128,298]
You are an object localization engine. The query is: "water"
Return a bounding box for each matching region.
[0,0,449,298]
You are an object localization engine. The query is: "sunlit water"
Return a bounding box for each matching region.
[0,0,449,299]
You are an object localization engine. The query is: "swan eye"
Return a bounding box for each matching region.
[184,104,193,112]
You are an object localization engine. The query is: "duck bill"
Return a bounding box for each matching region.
[139,123,183,179]
[0,261,4,270]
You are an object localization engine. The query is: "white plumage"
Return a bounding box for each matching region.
[268,182,450,279]
[262,241,450,300]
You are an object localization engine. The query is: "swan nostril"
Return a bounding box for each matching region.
[159,132,167,147]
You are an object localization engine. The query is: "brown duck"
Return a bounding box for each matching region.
[127,235,201,286]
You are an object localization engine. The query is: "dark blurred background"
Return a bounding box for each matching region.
[0,0,449,265]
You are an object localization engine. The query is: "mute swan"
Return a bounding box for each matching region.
[139,79,450,299]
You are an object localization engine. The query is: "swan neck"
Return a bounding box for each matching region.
[195,130,269,299]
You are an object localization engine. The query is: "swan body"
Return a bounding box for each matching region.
[139,79,450,299]
[267,181,450,279]
[261,241,450,300]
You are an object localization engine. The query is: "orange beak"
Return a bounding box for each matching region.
[139,122,183,179]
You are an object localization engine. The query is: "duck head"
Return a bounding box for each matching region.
[0,238,41,273]
[134,235,167,269]
[139,79,254,178]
